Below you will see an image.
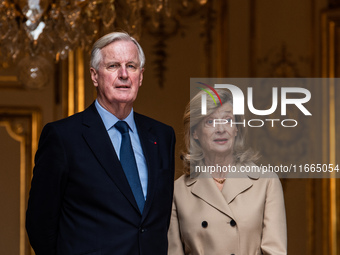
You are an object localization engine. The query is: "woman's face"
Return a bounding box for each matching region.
[193,102,238,161]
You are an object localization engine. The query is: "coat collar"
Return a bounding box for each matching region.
[81,103,158,218]
[81,103,139,212]
[185,164,259,219]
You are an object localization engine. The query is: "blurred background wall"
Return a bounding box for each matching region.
[0,0,340,254]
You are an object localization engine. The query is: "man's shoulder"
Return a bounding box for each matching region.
[47,111,84,128]
[134,112,174,132]
[44,103,96,129]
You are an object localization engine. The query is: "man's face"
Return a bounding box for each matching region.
[90,40,144,108]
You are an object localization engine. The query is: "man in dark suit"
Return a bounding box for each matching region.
[26,32,176,255]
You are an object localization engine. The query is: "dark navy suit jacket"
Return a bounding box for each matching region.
[26,102,176,255]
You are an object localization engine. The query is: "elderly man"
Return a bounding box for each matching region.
[26,32,176,255]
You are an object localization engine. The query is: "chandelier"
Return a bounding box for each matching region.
[0,0,208,89]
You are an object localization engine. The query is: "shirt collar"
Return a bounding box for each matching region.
[95,99,136,132]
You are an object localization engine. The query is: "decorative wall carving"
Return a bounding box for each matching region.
[257,43,311,78]
[145,1,215,87]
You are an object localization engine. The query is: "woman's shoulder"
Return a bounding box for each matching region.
[174,174,190,186]
[174,173,198,191]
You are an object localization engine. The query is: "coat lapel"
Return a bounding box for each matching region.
[189,176,235,220]
[222,166,260,204]
[134,113,159,221]
[222,174,253,204]
[189,167,259,220]
[81,103,140,213]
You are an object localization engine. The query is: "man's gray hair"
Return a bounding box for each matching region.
[90,32,145,70]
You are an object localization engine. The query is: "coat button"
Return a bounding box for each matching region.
[139,228,147,233]
[230,220,236,227]
[201,221,208,228]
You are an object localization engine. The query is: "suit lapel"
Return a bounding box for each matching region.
[134,114,159,220]
[81,103,140,213]
[189,176,235,220]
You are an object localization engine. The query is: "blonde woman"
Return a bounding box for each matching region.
[168,89,287,255]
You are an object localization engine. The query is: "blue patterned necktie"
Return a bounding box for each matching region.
[115,121,145,213]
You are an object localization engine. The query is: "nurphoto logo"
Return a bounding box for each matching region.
[195,79,312,128]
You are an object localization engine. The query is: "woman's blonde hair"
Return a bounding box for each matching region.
[181,88,259,175]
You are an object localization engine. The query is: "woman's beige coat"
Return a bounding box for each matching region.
[168,168,287,255]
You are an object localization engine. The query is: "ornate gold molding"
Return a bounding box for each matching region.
[321,9,340,255]
[58,49,86,118]
[0,73,22,89]
[0,107,41,255]
[67,49,85,116]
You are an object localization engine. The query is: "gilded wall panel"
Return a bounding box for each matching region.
[0,108,41,255]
